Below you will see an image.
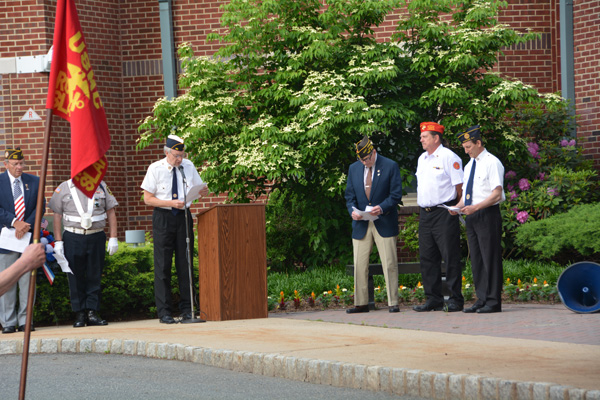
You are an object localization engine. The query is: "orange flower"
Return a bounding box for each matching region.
[462,276,466,282]
[534,277,538,284]
[506,278,510,284]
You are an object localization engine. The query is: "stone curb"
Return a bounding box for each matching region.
[1,338,598,400]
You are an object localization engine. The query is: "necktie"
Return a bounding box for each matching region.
[171,168,179,215]
[13,178,25,221]
[465,159,476,206]
[365,167,372,200]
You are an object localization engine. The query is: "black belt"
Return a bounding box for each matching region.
[421,198,458,212]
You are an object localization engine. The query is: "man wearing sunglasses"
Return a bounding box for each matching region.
[345,135,403,313]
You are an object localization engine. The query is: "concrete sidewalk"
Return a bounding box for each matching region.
[1,303,599,400]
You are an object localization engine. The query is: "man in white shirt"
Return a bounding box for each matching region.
[414,122,464,312]
[453,125,505,314]
[141,135,209,324]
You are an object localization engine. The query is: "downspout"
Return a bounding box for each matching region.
[560,0,576,136]
[158,0,177,99]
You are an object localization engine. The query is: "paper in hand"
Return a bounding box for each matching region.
[0,227,31,253]
[352,206,379,221]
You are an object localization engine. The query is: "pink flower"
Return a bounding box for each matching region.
[505,170,517,180]
[509,191,518,201]
[516,211,529,224]
[518,178,530,191]
[560,139,569,147]
[538,172,546,181]
[547,187,558,196]
[507,184,514,191]
[527,142,540,159]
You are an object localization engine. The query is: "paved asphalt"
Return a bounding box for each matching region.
[0,353,425,400]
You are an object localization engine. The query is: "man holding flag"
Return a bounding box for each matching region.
[44,0,115,327]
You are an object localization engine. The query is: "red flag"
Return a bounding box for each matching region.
[46,0,110,198]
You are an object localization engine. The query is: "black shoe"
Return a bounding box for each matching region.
[87,310,108,326]
[159,315,177,324]
[17,324,35,332]
[2,326,16,334]
[389,306,400,313]
[73,311,86,328]
[463,303,484,313]
[413,302,444,312]
[445,302,464,312]
[180,312,192,320]
[346,305,369,314]
[476,305,502,314]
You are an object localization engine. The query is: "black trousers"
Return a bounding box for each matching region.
[466,204,503,308]
[64,230,106,312]
[152,208,193,318]
[418,207,464,305]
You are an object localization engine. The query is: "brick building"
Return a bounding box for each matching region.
[0,0,598,242]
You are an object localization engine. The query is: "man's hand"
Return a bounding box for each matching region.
[351,211,363,221]
[171,200,185,209]
[199,185,209,197]
[107,238,119,256]
[20,243,45,271]
[13,220,31,239]
[369,205,383,216]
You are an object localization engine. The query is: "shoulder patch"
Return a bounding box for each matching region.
[453,162,460,170]
[55,187,61,193]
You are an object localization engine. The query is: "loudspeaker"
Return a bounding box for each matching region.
[557,261,600,314]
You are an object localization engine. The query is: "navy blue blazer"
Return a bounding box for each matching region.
[0,171,42,253]
[345,154,403,240]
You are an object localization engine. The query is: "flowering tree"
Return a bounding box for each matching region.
[138,0,568,268]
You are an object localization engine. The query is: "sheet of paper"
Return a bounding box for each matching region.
[0,227,31,253]
[438,204,464,214]
[53,251,73,274]
[352,206,379,221]
[186,183,208,202]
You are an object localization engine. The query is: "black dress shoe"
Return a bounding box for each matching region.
[73,311,87,328]
[2,326,16,334]
[346,305,369,314]
[463,303,484,313]
[180,312,192,320]
[445,302,464,312]
[87,310,108,326]
[17,325,35,332]
[159,315,177,324]
[389,306,400,313]
[476,305,502,313]
[413,302,444,312]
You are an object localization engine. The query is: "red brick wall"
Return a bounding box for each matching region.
[573,0,600,164]
[0,0,598,242]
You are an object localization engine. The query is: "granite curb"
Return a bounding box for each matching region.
[2,338,598,400]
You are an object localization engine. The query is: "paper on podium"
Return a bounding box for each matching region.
[352,206,379,221]
[186,183,208,202]
[0,227,31,253]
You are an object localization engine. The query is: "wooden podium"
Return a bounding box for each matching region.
[196,204,267,321]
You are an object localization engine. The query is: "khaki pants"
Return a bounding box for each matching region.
[352,221,399,307]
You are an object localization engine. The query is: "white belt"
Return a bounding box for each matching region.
[63,213,106,223]
[64,227,104,235]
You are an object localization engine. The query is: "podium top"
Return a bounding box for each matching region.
[195,203,265,217]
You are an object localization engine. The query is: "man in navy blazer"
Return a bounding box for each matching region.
[345,136,403,313]
[0,148,42,334]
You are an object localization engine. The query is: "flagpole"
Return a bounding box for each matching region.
[19,110,53,400]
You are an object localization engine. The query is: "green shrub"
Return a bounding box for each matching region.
[514,202,600,264]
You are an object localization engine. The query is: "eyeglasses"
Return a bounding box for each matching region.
[358,152,373,163]
[169,152,186,160]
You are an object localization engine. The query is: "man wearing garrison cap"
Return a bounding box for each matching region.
[414,122,465,313]
[141,134,209,324]
[452,125,505,314]
[0,148,44,333]
[345,135,403,314]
